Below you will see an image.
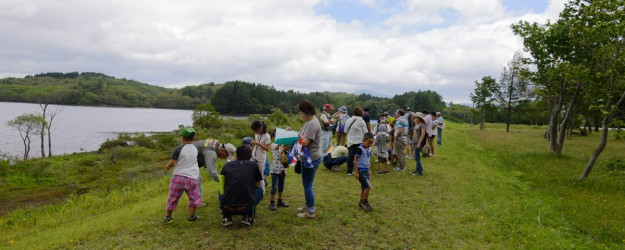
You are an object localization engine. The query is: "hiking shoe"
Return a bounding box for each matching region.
[221,216,233,227]
[187,215,201,222]
[162,216,174,224]
[296,212,316,219]
[241,215,255,226]
[269,203,277,211]
[277,200,289,208]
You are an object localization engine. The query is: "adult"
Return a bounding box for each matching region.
[333,106,349,146]
[296,100,323,219]
[362,107,372,133]
[411,112,427,176]
[422,110,436,157]
[193,139,236,206]
[219,146,263,226]
[323,145,348,172]
[344,107,369,175]
[404,107,414,159]
[319,104,335,154]
[435,112,445,146]
[393,109,409,171]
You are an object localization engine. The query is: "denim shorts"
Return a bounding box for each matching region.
[358,171,371,189]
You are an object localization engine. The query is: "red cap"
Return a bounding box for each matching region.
[324,104,333,109]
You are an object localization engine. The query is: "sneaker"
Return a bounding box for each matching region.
[277,200,289,208]
[383,170,390,174]
[297,207,306,213]
[412,171,422,176]
[162,216,174,224]
[269,202,277,211]
[347,173,353,176]
[363,203,372,211]
[199,202,208,208]
[393,167,401,171]
[187,215,202,222]
[331,166,343,172]
[296,212,316,219]
[241,215,255,226]
[377,171,383,175]
[221,216,233,227]
[428,154,433,157]
[359,201,365,209]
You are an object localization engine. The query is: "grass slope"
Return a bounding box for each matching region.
[2,123,624,249]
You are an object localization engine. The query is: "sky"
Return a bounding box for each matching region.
[0,0,567,104]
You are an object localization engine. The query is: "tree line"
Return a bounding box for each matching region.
[0,73,447,119]
[470,0,625,179]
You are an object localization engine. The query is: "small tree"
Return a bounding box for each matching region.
[499,51,533,132]
[268,108,289,126]
[470,76,500,130]
[7,113,46,160]
[192,103,222,129]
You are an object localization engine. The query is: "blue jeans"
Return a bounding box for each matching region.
[323,154,348,169]
[346,144,359,174]
[437,128,443,145]
[320,131,333,155]
[413,143,423,175]
[271,173,285,195]
[219,188,264,216]
[301,158,321,214]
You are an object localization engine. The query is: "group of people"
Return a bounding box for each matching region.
[163,100,322,226]
[321,105,444,176]
[162,101,445,226]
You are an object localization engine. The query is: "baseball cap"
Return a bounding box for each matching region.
[324,104,334,109]
[224,143,236,159]
[405,107,412,111]
[179,127,196,137]
[436,112,442,115]
[242,137,253,146]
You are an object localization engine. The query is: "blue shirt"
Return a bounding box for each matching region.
[355,144,372,172]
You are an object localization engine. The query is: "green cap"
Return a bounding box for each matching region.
[180,127,196,137]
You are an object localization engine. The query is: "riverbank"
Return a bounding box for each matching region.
[2,122,624,248]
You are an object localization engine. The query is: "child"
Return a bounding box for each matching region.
[269,143,290,211]
[374,119,390,174]
[354,133,374,211]
[163,127,202,223]
[412,112,427,176]
[251,120,271,191]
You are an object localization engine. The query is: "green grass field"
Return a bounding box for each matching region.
[1,123,624,249]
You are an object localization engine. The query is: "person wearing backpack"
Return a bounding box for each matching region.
[333,106,349,146]
[344,107,369,176]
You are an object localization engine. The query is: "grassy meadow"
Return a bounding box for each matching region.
[1,122,624,249]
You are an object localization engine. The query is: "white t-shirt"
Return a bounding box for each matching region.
[424,114,433,136]
[252,132,271,162]
[171,144,200,180]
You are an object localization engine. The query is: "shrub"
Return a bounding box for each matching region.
[604,159,625,172]
[98,139,129,152]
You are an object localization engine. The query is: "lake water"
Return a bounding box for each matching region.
[0,102,192,157]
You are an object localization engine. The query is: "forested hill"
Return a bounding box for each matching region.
[0,72,446,117]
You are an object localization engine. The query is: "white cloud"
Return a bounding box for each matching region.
[0,0,566,104]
